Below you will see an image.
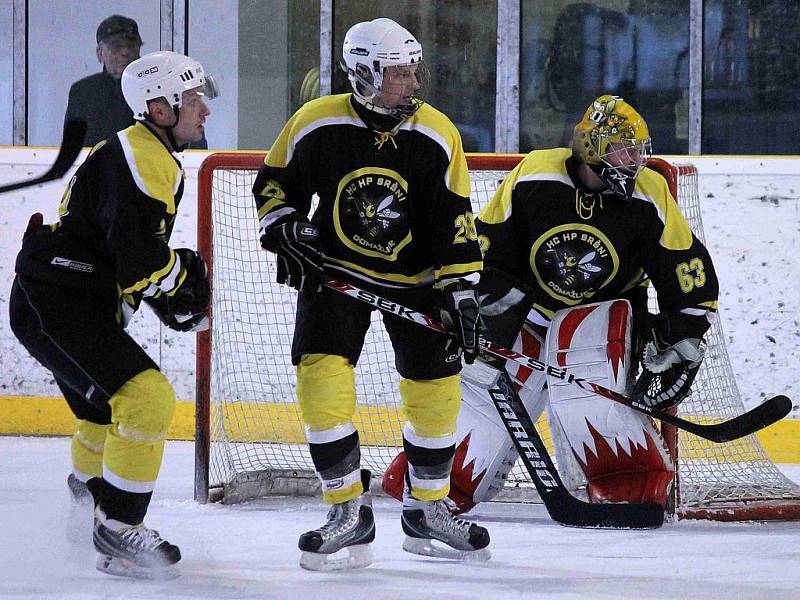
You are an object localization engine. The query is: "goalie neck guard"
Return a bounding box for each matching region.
[341,18,427,122]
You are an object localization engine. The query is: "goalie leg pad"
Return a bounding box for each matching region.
[451,332,549,513]
[545,300,674,507]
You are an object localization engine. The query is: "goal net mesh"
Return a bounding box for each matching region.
[197,154,800,519]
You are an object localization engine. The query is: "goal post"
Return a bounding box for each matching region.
[195,152,800,520]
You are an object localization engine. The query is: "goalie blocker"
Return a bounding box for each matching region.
[384,298,675,515]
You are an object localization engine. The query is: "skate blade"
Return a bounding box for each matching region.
[402,536,491,562]
[299,543,373,572]
[96,554,180,580]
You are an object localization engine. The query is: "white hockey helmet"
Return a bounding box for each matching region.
[121,50,218,121]
[341,18,426,119]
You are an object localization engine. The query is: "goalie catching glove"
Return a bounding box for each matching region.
[439,279,480,364]
[632,312,707,410]
[144,248,210,332]
[260,214,323,296]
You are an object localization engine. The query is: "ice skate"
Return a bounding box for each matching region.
[298,470,375,572]
[66,473,94,546]
[401,495,491,561]
[93,507,181,579]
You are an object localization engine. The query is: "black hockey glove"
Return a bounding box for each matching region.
[632,312,706,410]
[440,279,480,364]
[260,214,323,296]
[144,248,210,333]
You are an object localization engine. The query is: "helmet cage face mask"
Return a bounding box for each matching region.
[574,95,651,198]
[593,136,652,198]
[342,18,426,121]
[353,61,429,120]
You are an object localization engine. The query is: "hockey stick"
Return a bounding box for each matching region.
[323,278,791,443]
[321,276,662,528]
[487,366,663,528]
[0,119,86,194]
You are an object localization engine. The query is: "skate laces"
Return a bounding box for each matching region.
[426,500,472,538]
[317,499,360,540]
[119,525,167,551]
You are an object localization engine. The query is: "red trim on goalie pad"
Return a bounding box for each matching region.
[382,444,477,515]
[556,305,598,367]
[381,451,407,503]
[510,327,542,387]
[587,470,674,507]
[606,300,629,382]
[441,433,485,515]
[576,421,674,507]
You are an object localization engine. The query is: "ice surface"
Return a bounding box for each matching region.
[2,437,799,599]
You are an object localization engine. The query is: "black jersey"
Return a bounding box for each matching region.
[15,122,187,314]
[478,148,718,337]
[252,94,483,289]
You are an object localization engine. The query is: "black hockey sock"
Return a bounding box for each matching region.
[86,477,152,525]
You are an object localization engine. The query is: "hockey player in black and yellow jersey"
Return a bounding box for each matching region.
[9,51,217,578]
[477,96,718,341]
[254,18,488,570]
[385,95,719,523]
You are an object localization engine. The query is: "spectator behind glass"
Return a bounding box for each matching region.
[64,15,208,149]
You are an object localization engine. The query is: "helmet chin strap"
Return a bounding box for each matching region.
[351,94,405,132]
[144,106,187,152]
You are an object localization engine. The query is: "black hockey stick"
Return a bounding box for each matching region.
[487,366,663,528]
[323,277,791,443]
[321,276,662,528]
[0,119,86,194]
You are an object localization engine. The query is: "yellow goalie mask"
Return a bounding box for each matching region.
[573,95,652,198]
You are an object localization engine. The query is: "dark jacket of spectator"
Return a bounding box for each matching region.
[65,70,135,147]
[64,14,208,149]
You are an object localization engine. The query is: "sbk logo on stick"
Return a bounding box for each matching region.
[322,274,791,444]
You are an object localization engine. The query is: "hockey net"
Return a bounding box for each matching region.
[195,152,800,520]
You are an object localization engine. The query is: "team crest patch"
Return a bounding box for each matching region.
[530,225,619,304]
[334,168,412,260]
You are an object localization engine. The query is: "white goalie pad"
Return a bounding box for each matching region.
[452,324,547,508]
[545,299,674,506]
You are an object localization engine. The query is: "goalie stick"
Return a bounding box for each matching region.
[0,119,86,194]
[321,276,662,528]
[322,277,791,443]
[487,365,663,528]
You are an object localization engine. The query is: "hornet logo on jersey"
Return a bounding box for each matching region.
[335,169,412,259]
[531,225,619,305]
